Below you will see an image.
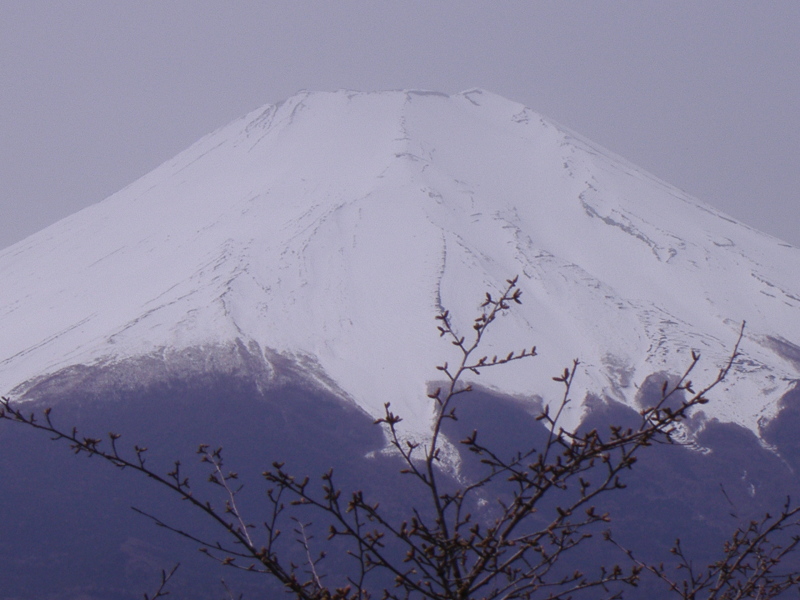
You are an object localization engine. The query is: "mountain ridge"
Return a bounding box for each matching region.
[1,88,798,440]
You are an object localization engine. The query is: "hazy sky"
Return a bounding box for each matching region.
[1,1,798,250]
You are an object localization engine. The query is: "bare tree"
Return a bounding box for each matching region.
[608,501,800,600]
[143,564,181,600]
[2,277,796,599]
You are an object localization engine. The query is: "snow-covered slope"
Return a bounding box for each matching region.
[2,89,799,439]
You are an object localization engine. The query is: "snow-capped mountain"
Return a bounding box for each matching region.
[2,89,799,440]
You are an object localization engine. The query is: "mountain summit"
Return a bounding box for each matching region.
[2,89,799,439]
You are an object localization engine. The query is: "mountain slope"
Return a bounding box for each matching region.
[1,89,799,439]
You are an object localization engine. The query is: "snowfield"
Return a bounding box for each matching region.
[1,89,799,440]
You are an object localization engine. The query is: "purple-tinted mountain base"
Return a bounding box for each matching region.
[2,365,800,599]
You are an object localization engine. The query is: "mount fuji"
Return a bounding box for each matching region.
[1,88,798,440]
[3,89,800,599]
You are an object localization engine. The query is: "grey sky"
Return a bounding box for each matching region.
[1,1,798,250]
